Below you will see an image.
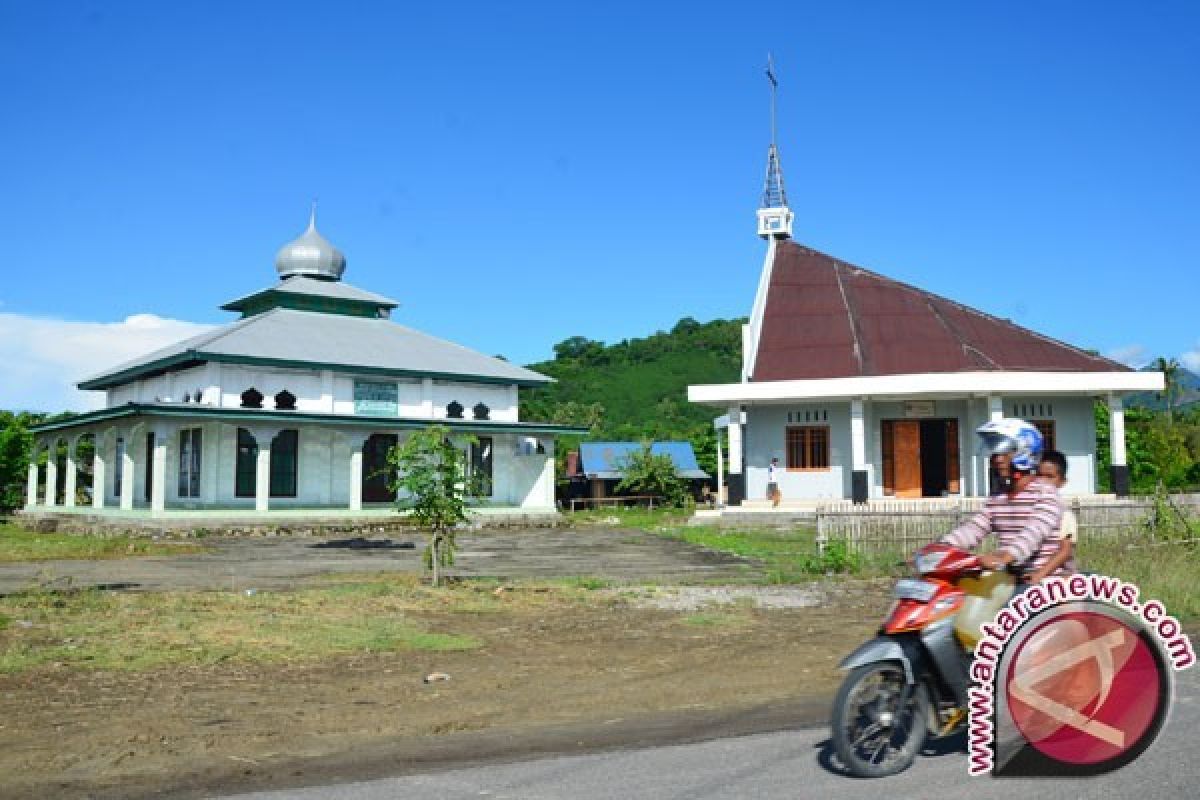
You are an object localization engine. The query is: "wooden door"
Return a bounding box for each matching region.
[893,421,922,498]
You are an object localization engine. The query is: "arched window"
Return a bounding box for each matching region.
[240,388,264,409]
[446,401,464,419]
[194,389,203,403]
[182,392,191,403]
[472,402,490,421]
[274,390,297,411]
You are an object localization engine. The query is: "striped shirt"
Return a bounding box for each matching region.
[941,479,1062,573]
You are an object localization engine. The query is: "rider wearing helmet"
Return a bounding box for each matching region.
[940,418,1062,575]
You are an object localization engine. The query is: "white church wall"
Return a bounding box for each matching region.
[491,434,555,509]
[1005,395,1096,495]
[744,404,850,500]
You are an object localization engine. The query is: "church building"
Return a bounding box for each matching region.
[24,211,580,518]
[689,125,1163,506]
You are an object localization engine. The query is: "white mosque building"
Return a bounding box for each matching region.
[23,211,580,520]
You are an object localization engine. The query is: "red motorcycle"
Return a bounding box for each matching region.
[830,543,1014,777]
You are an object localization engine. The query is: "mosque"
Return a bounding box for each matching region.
[23,211,579,519]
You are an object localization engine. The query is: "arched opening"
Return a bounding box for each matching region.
[32,440,48,505]
[446,401,464,419]
[472,402,490,421]
[51,437,69,505]
[240,388,264,409]
[362,433,399,503]
[274,390,297,411]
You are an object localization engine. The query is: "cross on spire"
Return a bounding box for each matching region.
[757,54,793,239]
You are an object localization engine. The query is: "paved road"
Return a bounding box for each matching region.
[0,529,759,594]
[224,667,1198,800]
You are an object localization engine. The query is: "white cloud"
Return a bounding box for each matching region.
[1104,344,1150,369]
[0,313,215,412]
[1182,346,1200,373]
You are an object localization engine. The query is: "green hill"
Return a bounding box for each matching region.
[520,317,745,476]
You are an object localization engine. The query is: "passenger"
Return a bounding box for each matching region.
[1024,449,1079,583]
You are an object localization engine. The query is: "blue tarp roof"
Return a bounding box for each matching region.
[577,442,709,480]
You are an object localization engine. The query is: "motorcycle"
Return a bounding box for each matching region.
[830,542,1014,778]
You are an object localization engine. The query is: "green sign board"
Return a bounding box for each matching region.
[354,380,398,415]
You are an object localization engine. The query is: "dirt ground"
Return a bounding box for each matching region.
[0,583,891,800]
[0,529,894,799]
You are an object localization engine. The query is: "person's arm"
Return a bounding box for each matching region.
[941,506,992,551]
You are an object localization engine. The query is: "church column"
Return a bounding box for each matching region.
[1108,394,1129,497]
[346,432,372,511]
[44,441,58,507]
[63,437,78,508]
[726,406,744,506]
[987,395,1004,422]
[714,421,725,508]
[850,398,868,504]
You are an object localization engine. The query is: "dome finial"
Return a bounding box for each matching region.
[275,204,346,281]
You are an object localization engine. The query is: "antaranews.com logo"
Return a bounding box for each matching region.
[967,574,1195,777]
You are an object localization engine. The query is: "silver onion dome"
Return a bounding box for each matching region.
[274,206,346,280]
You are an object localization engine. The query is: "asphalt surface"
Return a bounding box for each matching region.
[222,667,1199,800]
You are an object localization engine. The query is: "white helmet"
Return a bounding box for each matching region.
[975,418,1043,473]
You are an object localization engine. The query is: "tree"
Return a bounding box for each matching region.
[1154,356,1182,423]
[387,426,476,587]
[615,444,691,508]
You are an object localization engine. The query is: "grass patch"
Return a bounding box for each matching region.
[647,524,904,583]
[0,576,490,674]
[682,610,752,628]
[0,524,207,563]
[567,507,694,530]
[1081,536,1200,621]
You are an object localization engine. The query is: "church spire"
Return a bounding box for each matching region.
[757,54,794,239]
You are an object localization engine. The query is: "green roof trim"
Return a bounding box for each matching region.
[29,403,588,437]
[222,292,393,319]
[77,351,551,390]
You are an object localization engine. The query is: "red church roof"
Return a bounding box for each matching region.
[752,241,1128,382]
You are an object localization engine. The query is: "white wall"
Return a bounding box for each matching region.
[742,394,1099,501]
[744,403,850,501]
[107,364,521,423]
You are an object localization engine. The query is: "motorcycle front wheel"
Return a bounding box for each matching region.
[831,661,929,778]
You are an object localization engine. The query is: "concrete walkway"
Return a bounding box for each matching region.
[0,528,761,594]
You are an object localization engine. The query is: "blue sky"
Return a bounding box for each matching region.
[1,1,1197,411]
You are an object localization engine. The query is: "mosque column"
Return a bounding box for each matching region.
[44,442,58,507]
[92,429,111,510]
[26,455,39,508]
[150,426,171,515]
[346,432,372,512]
[120,424,143,511]
[245,427,282,513]
[1108,394,1129,497]
[63,437,78,508]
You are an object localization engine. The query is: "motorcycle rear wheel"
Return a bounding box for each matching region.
[831,662,929,778]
